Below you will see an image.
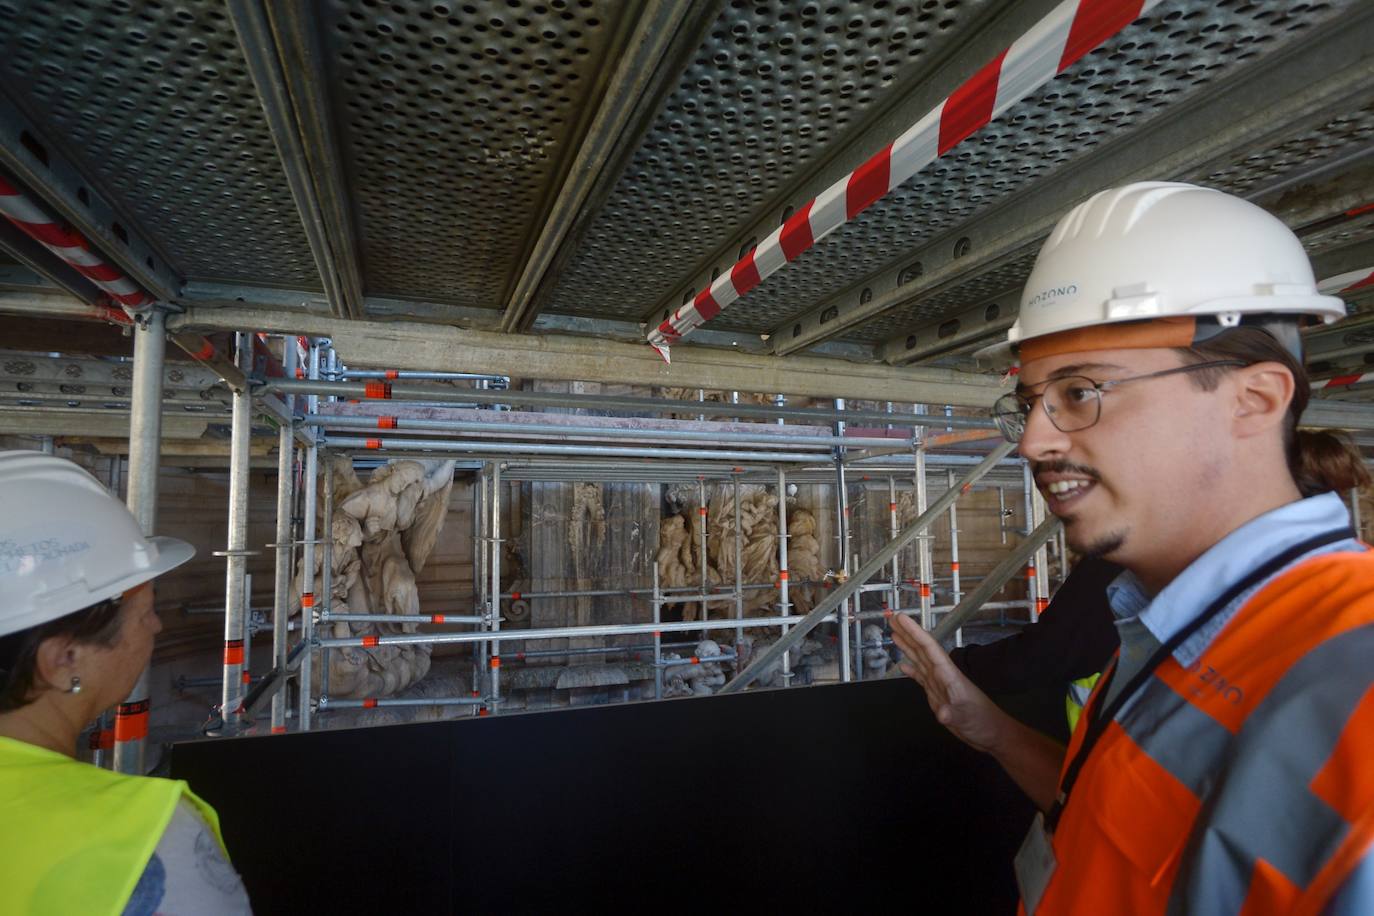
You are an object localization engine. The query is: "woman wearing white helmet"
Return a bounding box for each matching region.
[0,451,251,915]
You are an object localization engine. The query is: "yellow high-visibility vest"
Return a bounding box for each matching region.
[0,735,228,916]
[1064,672,1101,734]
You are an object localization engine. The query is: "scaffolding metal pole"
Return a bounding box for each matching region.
[298,340,320,730]
[489,460,502,712]
[887,476,900,617]
[697,478,708,625]
[473,463,488,695]
[915,450,933,631]
[270,341,297,733]
[1350,488,1363,540]
[1022,463,1043,622]
[928,518,1062,643]
[947,469,964,649]
[114,308,166,774]
[833,398,851,683]
[320,462,335,701]
[776,467,791,685]
[722,441,1016,694]
[733,474,744,648]
[221,332,253,730]
[653,564,663,700]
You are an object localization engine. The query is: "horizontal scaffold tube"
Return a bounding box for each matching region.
[333,370,508,382]
[320,613,486,625]
[316,614,838,649]
[318,696,485,709]
[306,413,917,449]
[326,435,836,463]
[259,378,996,430]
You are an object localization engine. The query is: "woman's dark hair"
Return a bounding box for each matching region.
[1173,326,1368,496]
[0,597,125,712]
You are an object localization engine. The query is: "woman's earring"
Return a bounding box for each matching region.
[68,676,82,695]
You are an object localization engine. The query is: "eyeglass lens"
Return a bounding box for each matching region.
[993,377,1103,443]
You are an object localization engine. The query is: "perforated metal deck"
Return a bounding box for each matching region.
[0,0,1371,383]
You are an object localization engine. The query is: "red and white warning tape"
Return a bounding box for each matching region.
[0,173,151,310]
[1319,266,1374,297]
[645,0,1158,361]
[1318,371,1374,390]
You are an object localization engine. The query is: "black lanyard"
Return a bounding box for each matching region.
[1043,526,1355,834]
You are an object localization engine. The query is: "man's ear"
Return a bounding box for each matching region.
[1231,361,1295,439]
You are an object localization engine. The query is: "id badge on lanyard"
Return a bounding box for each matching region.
[1014,812,1057,914]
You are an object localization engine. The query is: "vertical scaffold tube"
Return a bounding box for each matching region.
[271,341,296,734]
[947,470,963,649]
[299,341,320,730]
[222,332,253,730]
[115,308,165,774]
[652,564,663,700]
[776,467,791,686]
[887,477,900,618]
[1023,463,1044,622]
[915,449,933,631]
[733,474,744,650]
[489,462,502,712]
[697,477,708,626]
[320,465,334,701]
[473,464,488,698]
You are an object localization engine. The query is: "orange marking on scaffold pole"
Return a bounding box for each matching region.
[431,614,445,624]
[950,562,960,571]
[364,380,392,399]
[242,671,251,684]
[889,502,897,511]
[362,635,379,647]
[479,708,489,717]
[961,484,971,494]
[302,592,315,608]
[1036,598,1049,613]
[271,726,287,735]
[378,416,398,429]
[698,507,707,515]
[223,640,245,665]
[385,369,399,379]
[193,339,215,360]
[920,584,931,598]
[363,698,378,708]
[366,438,382,450]
[512,591,521,601]
[490,657,501,669]
[690,657,700,665]
[114,700,150,741]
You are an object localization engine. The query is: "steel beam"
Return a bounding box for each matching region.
[789,6,1374,359]
[226,1,364,320]
[173,304,1003,406]
[501,0,723,332]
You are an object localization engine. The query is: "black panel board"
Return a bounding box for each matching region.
[172,678,1051,914]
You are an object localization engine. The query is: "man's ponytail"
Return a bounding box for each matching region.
[1293,429,1372,497]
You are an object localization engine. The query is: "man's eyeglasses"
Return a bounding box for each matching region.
[991,360,1247,443]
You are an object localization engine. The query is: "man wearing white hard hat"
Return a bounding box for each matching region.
[890,183,1374,914]
[0,452,251,914]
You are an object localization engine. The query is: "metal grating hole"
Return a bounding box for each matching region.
[319,0,621,306]
[721,0,1353,336]
[1197,103,1374,196]
[0,0,320,286]
[546,0,997,321]
[846,250,1038,343]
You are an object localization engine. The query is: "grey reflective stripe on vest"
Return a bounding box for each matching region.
[1066,681,1095,708]
[1165,623,1374,915]
[1117,673,1231,799]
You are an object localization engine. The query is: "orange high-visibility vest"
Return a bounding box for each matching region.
[1027,550,1374,915]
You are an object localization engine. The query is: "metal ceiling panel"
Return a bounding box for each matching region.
[543,0,1005,323]
[314,0,627,308]
[710,0,1359,337]
[857,100,1374,348]
[0,0,319,287]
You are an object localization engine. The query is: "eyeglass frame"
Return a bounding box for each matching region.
[992,359,1249,443]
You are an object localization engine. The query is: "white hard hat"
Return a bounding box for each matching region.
[0,451,194,638]
[983,182,1345,363]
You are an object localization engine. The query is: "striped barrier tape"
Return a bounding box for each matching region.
[1318,266,1374,296]
[0,173,151,310]
[645,0,1158,361]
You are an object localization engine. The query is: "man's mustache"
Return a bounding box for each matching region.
[1031,459,1102,482]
